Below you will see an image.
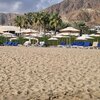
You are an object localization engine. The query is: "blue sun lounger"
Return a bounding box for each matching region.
[97,43,100,48]
[71,41,84,48]
[58,42,67,47]
[83,42,92,47]
[11,42,19,46]
[7,41,13,46]
[3,41,12,46]
[3,41,9,46]
[3,41,19,46]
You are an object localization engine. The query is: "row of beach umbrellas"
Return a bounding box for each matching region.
[48,34,100,41]
[2,26,100,45]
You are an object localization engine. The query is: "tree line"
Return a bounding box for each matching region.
[15,12,65,34]
[15,12,92,34]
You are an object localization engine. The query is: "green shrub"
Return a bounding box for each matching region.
[0,36,7,45]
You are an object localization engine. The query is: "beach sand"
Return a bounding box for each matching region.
[0,46,100,100]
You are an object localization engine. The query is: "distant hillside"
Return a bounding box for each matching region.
[44,0,100,26]
[0,13,20,25]
[0,0,100,26]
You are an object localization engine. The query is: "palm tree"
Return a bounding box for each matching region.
[24,13,34,29]
[49,13,62,35]
[22,15,29,29]
[73,21,89,36]
[14,16,24,32]
[34,12,44,33]
[41,12,50,33]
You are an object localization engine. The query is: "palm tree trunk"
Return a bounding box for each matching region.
[55,25,57,35]
[20,27,22,37]
[43,24,46,34]
[39,24,41,34]
[20,27,21,32]
[43,24,46,45]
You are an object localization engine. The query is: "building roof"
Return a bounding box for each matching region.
[0,26,20,33]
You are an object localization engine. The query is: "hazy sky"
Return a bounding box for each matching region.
[0,0,63,13]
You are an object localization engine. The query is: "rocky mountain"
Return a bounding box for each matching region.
[0,13,20,26]
[45,0,100,26]
[0,0,100,26]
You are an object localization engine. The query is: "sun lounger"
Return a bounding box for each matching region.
[71,41,84,48]
[3,41,19,46]
[39,41,45,47]
[3,41,9,46]
[12,42,19,46]
[90,42,98,49]
[6,41,12,46]
[97,43,100,49]
[58,42,66,47]
[83,42,92,49]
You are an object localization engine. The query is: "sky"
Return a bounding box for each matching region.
[0,0,63,13]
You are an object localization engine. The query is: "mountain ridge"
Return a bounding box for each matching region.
[0,0,100,26]
[44,0,100,26]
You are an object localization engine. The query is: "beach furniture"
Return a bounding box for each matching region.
[58,42,66,47]
[83,42,92,49]
[71,41,93,49]
[3,41,9,46]
[83,42,92,47]
[5,41,13,46]
[24,41,31,47]
[39,41,45,47]
[60,42,66,45]
[71,41,84,48]
[97,43,100,49]
[11,42,19,46]
[90,42,98,49]
[4,41,19,46]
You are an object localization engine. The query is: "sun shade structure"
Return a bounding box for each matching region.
[10,37,18,41]
[60,32,79,36]
[0,26,20,32]
[60,27,80,33]
[48,37,58,41]
[24,37,34,40]
[76,37,87,40]
[90,34,100,37]
[76,34,94,40]
[82,34,94,39]
[53,35,70,38]
[60,32,70,36]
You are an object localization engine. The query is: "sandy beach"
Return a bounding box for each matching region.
[0,47,100,100]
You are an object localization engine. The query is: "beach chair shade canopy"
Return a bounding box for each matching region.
[10,37,18,41]
[48,37,58,40]
[90,34,100,37]
[76,37,87,40]
[53,35,64,38]
[82,34,94,39]
[24,37,35,40]
[76,34,94,40]
[60,27,80,32]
